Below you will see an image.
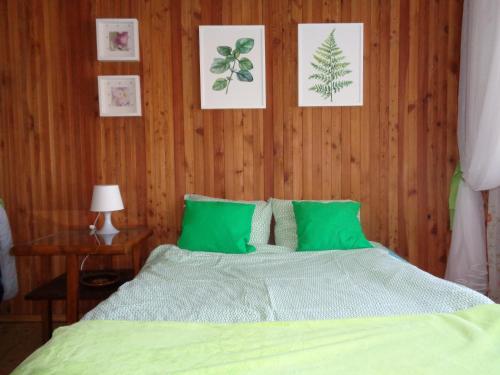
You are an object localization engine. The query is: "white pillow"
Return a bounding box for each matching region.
[270,198,360,250]
[185,194,272,246]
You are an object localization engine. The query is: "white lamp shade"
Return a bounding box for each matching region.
[90,185,124,212]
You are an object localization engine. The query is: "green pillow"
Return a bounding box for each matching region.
[270,198,360,249]
[292,201,373,251]
[185,194,272,246]
[178,200,256,254]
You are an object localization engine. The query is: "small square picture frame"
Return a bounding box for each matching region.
[98,75,142,117]
[96,18,140,61]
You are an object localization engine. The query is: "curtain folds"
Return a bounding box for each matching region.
[487,188,500,301]
[445,0,500,299]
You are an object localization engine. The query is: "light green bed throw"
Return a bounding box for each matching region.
[14,304,500,375]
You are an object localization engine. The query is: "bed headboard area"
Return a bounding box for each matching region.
[0,0,462,317]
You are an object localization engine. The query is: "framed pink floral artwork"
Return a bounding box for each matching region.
[96,19,139,61]
[98,76,142,117]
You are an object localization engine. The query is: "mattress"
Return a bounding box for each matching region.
[83,244,492,322]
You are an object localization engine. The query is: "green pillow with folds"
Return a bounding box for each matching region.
[178,200,256,254]
[185,194,272,246]
[292,201,373,251]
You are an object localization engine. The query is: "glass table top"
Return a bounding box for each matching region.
[12,227,152,255]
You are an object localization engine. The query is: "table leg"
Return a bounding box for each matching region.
[41,300,53,342]
[66,255,79,323]
[132,243,142,276]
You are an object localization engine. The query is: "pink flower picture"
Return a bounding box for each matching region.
[109,31,129,51]
[111,87,131,107]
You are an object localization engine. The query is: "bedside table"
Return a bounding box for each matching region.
[26,269,133,340]
[12,227,153,325]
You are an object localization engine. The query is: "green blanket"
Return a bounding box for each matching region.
[14,304,500,375]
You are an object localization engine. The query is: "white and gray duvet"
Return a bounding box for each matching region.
[83,244,492,322]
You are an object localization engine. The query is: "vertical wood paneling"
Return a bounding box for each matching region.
[0,0,463,317]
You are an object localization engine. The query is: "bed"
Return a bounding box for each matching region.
[83,244,491,321]
[12,243,500,374]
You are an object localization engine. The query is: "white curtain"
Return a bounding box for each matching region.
[445,0,500,298]
[0,205,17,301]
[487,188,500,301]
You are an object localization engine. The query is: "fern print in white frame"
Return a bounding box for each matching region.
[298,23,363,107]
[199,25,266,109]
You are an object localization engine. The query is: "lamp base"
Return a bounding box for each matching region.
[96,212,120,235]
[98,233,118,245]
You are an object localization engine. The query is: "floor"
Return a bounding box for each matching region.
[0,322,62,375]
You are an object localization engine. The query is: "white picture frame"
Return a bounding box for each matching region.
[298,23,363,107]
[96,18,140,61]
[98,75,142,117]
[199,25,266,109]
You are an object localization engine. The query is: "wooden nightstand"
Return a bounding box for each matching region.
[12,227,153,326]
[26,268,133,340]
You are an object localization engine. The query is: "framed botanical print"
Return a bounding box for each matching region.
[98,75,142,117]
[298,23,363,107]
[199,25,266,109]
[96,19,140,61]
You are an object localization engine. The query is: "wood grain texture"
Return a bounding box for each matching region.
[0,0,462,316]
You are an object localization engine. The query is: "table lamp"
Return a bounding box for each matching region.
[90,185,124,235]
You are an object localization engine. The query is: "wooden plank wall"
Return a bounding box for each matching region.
[0,0,462,317]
